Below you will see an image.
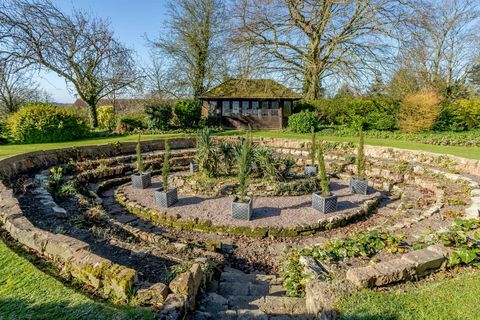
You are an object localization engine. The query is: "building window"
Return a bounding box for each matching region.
[208,101,217,116]
[271,101,279,116]
[261,101,269,116]
[283,100,292,116]
[242,101,249,115]
[252,101,259,116]
[222,101,230,116]
[232,101,240,115]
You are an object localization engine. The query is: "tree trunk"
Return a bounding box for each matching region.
[86,98,98,128]
[303,66,322,100]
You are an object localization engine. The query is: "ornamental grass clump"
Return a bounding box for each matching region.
[196,127,219,177]
[162,140,171,190]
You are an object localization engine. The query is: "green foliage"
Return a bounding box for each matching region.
[196,128,219,177]
[237,136,253,199]
[135,135,144,173]
[46,167,63,195]
[252,146,295,181]
[162,140,171,190]
[7,104,90,143]
[144,103,173,130]
[435,99,480,131]
[218,142,236,174]
[316,140,329,196]
[287,111,319,133]
[173,99,202,128]
[300,98,399,130]
[398,89,442,133]
[281,229,404,297]
[97,106,117,131]
[118,114,145,131]
[356,129,366,179]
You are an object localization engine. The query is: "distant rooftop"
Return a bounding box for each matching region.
[200,79,302,100]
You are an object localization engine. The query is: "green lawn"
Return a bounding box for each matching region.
[0,130,479,160]
[338,270,480,320]
[0,239,154,320]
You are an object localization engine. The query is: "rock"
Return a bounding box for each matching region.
[346,265,377,288]
[169,270,193,296]
[371,259,413,286]
[199,293,228,312]
[103,267,138,301]
[401,245,447,275]
[136,282,170,306]
[52,206,68,218]
[173,242,188,251]
[44,234,90,261]
[158,294,186,320]
[299,256,324,280]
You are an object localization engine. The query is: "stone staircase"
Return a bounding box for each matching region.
[189,267,314,319]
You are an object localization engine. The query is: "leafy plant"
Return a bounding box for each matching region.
[144,103,173,130]
[218,142,236,174]
[280,250,308,298]
[46,167,63,195]
[398,89,442,133]
[162,140,171,191]
[237,136,253,201]
[196,127,219,177]
[356,128,366,179]
[173,99,202,128]
[287,110,319,133]
[316,140,330,197]
[135,135,144,173]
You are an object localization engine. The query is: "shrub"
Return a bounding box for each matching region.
[287,111,319,133]
[237,136,253,200]
[398,89,442,133]
[356,129,366,179]
[174,99,202,128]
[300,98,399,130]
[117,114,145,132]
[7,103,90,143]
[144,104,173,130]
[435,99,480,131]
[97,105,117,131]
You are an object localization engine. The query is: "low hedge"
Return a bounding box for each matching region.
[7,104,90,143]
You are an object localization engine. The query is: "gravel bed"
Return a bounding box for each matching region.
[119,176,381,229]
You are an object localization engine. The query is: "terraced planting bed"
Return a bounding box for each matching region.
[0,136,479,319]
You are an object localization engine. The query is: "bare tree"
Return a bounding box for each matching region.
[150,0,226,98]
[401,0,480,97]
[236,0,410,99]
[0,60,43,115]
[0,0,138,127]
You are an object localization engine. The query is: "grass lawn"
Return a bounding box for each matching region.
[338,269,480,320]
[0,238,154,320]
[0,130,479,160]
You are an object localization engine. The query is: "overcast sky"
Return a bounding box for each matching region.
[37,0,168,103]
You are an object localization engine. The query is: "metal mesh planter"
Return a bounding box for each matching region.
[312,192,338,214]
[154,187,178,208]
[349,177,369,195]
[189,162,198,174]
[131,172,151,189]
[232,196,253,221]
[304,165,318,177]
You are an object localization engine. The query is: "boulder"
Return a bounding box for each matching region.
[346,265,377,288]
[137,282,170,306]
[371,258,413,286]
[401,245,448,275]
[157,294,186,320]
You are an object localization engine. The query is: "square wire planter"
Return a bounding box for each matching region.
[155,187,178,208]
[312,192,338,214]
[131,172,151,189]
[349,176,369,195]
[304,165,318,177]
[232,196,253,221]
[189,162,198,174]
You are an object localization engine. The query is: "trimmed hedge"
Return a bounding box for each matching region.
[173,99,202,128]
[7,104,90,143]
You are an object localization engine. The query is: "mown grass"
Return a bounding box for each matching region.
[0,130,479,160]
[338,269,480,320]
[0,239,154,320]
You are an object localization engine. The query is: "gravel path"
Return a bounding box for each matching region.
[119,176,381,228]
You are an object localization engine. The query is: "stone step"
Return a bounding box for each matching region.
[226,295,308,316]
[220,272,279,285]
[218,281,270,296]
